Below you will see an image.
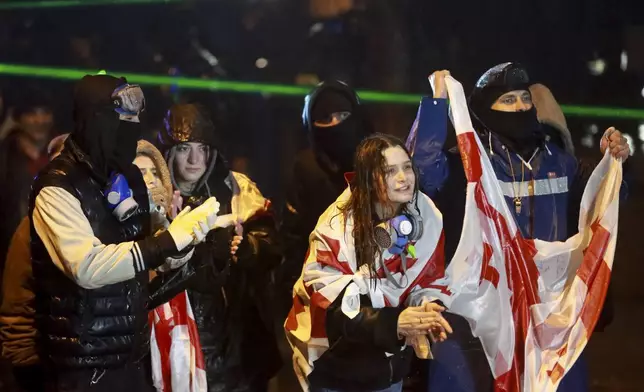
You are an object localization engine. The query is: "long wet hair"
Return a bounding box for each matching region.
[339,133,421,279]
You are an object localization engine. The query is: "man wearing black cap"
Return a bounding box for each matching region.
[408,65,629,392]
[278,80,372,312]
[29,75,231,391]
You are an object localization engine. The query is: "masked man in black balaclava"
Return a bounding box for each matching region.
[28,75,231,391]
[407,65,630,392]
[278,80,371,316]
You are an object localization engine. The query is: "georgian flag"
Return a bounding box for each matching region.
[149,171,271,392]
[441,76,622,391]
[150,291,207,392]
[284,187,447,391]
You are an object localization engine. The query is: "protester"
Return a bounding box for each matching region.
[29,76,232,391]
[0,96,54,282]
[407,65,629,392]
[150,103,282,392]
[286,133,452,392]
[279,80,372,315]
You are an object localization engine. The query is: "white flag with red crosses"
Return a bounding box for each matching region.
[150,291,208,392]
[284,188,447,391]
[441,76,622,392]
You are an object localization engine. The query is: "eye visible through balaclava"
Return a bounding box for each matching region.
[309,88,363,174]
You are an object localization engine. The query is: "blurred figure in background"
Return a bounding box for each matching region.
[0,93,54,284]
[0,134,68,392]
[278,80,371,316]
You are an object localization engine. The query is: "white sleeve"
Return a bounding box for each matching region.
[32,186,137,289]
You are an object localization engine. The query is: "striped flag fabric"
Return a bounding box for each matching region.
[284,187,447,391]
[148,172,271,392]
[440,76,622,392]
[150,291,207,392]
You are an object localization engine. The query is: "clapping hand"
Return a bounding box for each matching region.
[397,302,452,339]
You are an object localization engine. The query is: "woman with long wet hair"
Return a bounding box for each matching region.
[286,134,453,392]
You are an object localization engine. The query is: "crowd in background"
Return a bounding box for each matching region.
[0,1,643,391]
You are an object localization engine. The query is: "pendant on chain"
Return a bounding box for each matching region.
[514,198,522,214]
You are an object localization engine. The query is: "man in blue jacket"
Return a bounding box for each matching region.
[407,64,629,392]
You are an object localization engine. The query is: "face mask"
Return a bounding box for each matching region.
[310,89,363,174]
[477,107,543,151]
[312,119,362,173]
[105,172,139,222]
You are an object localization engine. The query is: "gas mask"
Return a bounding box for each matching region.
[148,188,169,232]
[374,214,423,255]
[374,213,424,289]
[111,84,145,123]
[105,172,139,222]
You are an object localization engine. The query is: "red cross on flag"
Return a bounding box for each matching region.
[441,76,622,392]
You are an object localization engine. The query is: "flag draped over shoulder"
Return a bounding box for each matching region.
[284,187,446,391]
[440,76,622,392]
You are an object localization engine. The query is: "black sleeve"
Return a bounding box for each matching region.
[133,230,180,272]
[325,287,405,353]
[234,212,282,275]
[147,261,196,310]
[433,150,467,263]
[566,158,596,236]
[278,166,313,290]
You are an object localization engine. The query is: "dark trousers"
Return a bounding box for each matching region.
[48,360,154,392]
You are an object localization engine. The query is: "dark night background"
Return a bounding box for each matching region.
[0,0,643,390]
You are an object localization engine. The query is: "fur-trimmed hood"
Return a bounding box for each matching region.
[530,83,575,155]
[136,139,172,213]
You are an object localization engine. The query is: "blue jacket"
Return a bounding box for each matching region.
[407,97,617,392]
[407,97,622,247]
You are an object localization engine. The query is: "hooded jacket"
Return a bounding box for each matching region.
[0,138,176,391]
[407,65,621,392]
[150,103,282,392]
[136,139,173,215]
[278,81,371,312]
[530,83,575,155]
[28,75,178,386]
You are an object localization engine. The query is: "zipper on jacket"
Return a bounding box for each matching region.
[389,357,393,383]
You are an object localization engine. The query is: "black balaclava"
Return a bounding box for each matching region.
[304,80,371,175]
[469,62,543,157]
[71,75,142,179]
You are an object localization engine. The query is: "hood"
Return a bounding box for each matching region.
[70,74,142,178]
[468,62,544,158]
[469,62,532,113]
[303,80,371,174]
[158,103,223,155]
[158,103,231,201]
[136,139,173,213]
[529,83,574,155]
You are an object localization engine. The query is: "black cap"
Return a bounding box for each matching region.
[158,103,222,154]
[469,62,531,112]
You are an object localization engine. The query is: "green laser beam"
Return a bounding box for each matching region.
[0,0,178,9]
[1,63,643,119]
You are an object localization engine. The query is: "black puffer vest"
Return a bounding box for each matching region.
[29,142,151,370]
